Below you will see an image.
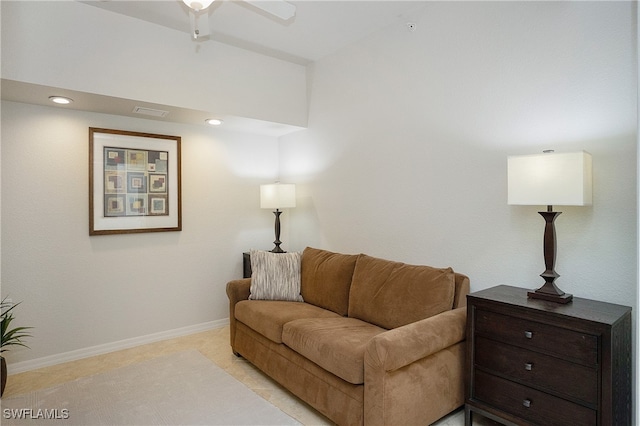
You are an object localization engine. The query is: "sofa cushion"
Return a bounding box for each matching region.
[348,254,455,329]
[235,300,341,343]
[249,250,303,302]
[282,317,386,385]
[300,247,360,316]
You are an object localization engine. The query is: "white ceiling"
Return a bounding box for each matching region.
[2,1,427,135]
[82,1,427,65]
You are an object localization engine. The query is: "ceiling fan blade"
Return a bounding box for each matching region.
[243,0,296,20]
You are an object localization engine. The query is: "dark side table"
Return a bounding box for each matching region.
[465,285,631,426]
[242,252,251,278]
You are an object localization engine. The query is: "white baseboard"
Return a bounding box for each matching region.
[9,318,229,374]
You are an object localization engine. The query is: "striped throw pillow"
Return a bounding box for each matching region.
[249,250,303,302]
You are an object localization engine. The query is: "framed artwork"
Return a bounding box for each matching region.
[89,128,182,235]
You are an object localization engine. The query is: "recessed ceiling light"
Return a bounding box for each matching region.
[49,96,73,105]
[206,118,223,126]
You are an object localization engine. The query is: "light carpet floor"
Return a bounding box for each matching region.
[1,350,300,426]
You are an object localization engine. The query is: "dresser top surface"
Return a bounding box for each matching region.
[468,285,631,325]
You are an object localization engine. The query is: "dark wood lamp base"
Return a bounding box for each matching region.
[527,288,573,304]
[529,207,573,304]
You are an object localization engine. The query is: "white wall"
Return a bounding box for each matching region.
[1,101,281,366]
[284,0,636,301]
[281,0,637,406]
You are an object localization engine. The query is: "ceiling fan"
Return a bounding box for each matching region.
[182,0,296,40]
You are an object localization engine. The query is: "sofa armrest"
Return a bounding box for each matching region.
[226,278,251,353]
[364,307,467,425]
[365,307,467,372]
[226,278,251,305]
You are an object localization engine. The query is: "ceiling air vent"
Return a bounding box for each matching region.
[133,106,169,118]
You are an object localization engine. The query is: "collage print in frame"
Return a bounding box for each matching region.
[89,128,182,235]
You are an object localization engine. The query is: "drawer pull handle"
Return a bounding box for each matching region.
[525,363,533,371]
[524,331,533,339]
[523,399,532,408]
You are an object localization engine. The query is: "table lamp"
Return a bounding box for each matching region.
[260,183,296,253]
[507,150,592,303]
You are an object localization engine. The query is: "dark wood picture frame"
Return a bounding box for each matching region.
[89,128,182,235]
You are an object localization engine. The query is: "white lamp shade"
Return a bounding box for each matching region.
[260,183,296,209]
[508,151,592,206]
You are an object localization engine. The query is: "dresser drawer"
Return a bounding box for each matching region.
[475,309,598,366]
[474,370,596,426]
[475,336,598,405]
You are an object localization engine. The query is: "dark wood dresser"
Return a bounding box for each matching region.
[465,285,631,425]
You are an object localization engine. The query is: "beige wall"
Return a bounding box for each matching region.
[1,101,283,368]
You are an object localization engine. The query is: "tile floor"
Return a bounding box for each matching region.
[4,326,495,425]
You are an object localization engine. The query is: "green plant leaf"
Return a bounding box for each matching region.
[1,296,33,353]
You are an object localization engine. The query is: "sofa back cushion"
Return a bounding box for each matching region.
[348,254,455,329]
[301,247,359,316]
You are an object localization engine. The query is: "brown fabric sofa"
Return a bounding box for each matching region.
[226,247,470,426]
